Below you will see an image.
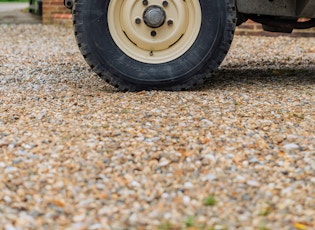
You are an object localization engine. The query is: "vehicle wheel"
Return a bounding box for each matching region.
[73,0,236,91]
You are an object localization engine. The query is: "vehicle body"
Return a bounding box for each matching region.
[65,0,315,91]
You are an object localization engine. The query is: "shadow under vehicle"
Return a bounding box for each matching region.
[64,0,315,91]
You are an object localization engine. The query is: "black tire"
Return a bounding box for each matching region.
[73,0,236,91]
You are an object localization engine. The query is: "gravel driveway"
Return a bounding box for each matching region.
[0,25,315,230]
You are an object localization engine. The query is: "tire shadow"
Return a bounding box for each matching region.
[196,67,315,91]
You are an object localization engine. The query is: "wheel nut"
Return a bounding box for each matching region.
[151,31,157,37]
[135,18,141,24]
[162,1,168,7]
[143,0,148,5]
[167,19,173,26]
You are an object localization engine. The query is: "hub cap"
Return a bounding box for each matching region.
[143,6,166,28]
[108,0,202,64]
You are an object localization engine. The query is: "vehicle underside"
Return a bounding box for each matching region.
[236,0,315,33]
[65,0,315,91]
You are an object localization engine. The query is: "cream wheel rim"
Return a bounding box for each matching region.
[108,0,202,64]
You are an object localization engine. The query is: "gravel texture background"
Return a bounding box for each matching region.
[0,25,315,230]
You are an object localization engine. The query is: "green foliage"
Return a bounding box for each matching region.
[185,216,195,228]
[204,195,216,206]
[259,226,270,230]
[259,209,270,216]
[158,221,172,230]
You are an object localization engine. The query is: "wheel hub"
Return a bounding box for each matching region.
[108,0,201,63]
[143,5,166,28]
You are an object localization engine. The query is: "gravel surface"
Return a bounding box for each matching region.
[0,24,315,230]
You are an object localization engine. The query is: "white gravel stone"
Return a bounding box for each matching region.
[283,143,300,150]
[202,174,217,181]
[246,180,260,187]
[183,196,191,204]
[4,225,17,230]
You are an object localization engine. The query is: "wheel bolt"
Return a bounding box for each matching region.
[135,18,141,24]
[167,19,173,26]
[143,0,148,5]
[151,31,157,37]
[162,1,168,7]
